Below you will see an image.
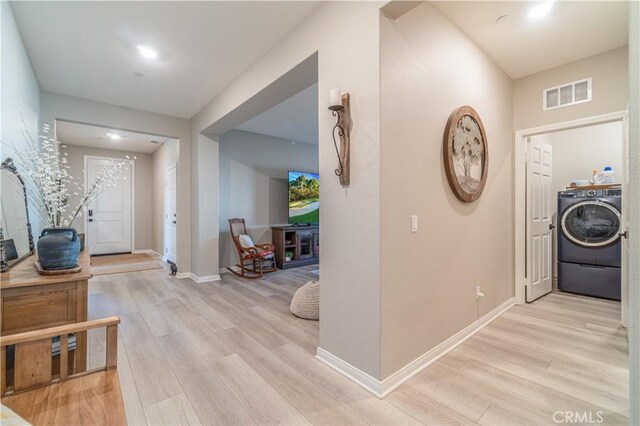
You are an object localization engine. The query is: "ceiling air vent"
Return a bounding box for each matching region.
[543,78,592,111]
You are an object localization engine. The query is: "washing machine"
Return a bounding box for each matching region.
[557,189,622,300]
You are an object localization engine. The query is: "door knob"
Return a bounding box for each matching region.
[619,231,628,239]
[549,224,556,230]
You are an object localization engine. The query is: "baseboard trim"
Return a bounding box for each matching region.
[378,297,515,397]
[174,272,221,282]
[316,348,381,397]
[132,249,162,257]
[132,249,170,262]
[190,273,221,283]
[316,297,515,398]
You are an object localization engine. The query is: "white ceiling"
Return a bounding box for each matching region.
[11,1,321,119]
[237,83,318,144]
[432,1,628,79]
[56,120,174,154]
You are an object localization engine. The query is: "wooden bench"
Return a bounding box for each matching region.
[0,317,126,425]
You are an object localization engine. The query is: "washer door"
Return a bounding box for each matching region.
[561,200,621,247]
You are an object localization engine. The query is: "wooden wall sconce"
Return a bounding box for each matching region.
[328,89,350,187]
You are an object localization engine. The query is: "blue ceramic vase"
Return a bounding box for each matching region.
[37,228,81,270]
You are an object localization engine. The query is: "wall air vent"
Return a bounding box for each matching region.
[543,78,592,111]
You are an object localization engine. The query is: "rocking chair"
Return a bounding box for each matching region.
[227,218,277,279]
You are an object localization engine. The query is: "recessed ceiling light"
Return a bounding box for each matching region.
[134,72,144,78]
[137,45,158,60]
[528,1,554,19]
[106,133,122,140]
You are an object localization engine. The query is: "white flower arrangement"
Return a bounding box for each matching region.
[6,118,135,229]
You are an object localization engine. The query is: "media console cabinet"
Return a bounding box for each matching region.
[271,224,319,269]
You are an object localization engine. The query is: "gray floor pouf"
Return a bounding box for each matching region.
[290,280,319,320]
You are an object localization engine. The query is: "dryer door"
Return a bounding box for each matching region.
[561,200,621,247]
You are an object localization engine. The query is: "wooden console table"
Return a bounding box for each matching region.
[272,225,319,269]
[0,251,92,372]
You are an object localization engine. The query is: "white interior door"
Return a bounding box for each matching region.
[526,138,553,302]
[621,117,629,327]
[86,157,133,255]
[164,164,177,263]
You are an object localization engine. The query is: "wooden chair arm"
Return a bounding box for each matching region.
[0,317,120,347]
[1,317,121,395]
[255,243,275,252]
[240,247,260,258]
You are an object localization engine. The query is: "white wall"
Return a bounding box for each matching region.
[39,91,192,273]
[61,144,153,251]
[191,1,383,377]
[531,121,623,280]
[1,2,42,236]
[152,139,179,256]
[380,3,514,378]
[218,129,318,269]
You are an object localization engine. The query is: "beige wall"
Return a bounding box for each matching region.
[220,130,318,178]
[380,3,514,378]
[218,159,288,269]
[531,121,623,280]
[514,47,628,131]
[152,139,179,256]
[191,1,383,377]
[62,144,153,251]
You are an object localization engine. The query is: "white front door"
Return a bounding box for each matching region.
[164,164,177,263]
[526,138,553,302]
[86,156,133,255]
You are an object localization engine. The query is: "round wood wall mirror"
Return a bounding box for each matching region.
[443,106,489,203]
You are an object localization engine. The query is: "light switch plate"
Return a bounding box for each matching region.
[411,215,418,233]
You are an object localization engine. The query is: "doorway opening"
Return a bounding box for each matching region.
[515,111,628,325]
[55,119,179,271]
[217,82,319,274]
[199,52,320,326]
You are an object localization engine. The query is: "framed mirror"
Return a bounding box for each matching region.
[1,158,34,271]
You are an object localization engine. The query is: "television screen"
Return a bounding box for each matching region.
[288,171,319,224]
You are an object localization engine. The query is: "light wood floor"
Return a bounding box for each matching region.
[85,264,629,425]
